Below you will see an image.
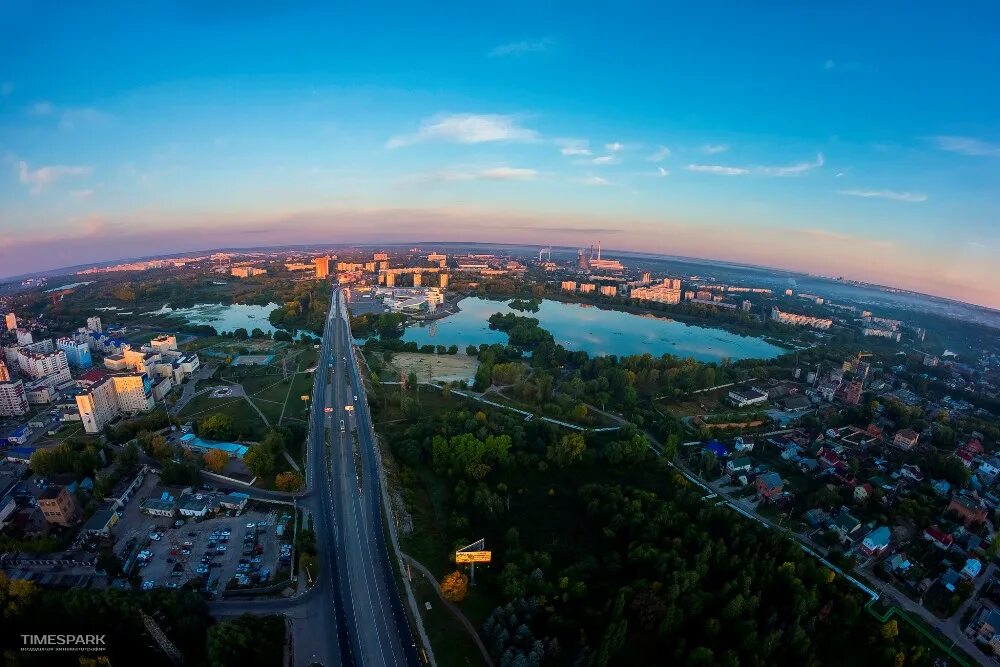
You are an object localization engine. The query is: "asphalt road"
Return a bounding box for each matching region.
[209,286,419,667]
[328,288,420,667]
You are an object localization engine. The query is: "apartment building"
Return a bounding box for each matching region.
[56,337,93,368]
[86,316,102,333]
[630,278,682,304]
[0,379,29,417]
[4,313,16,331]
[231,266,267,278]
[76,373,154,433]
[17,349,71,383]
[770,307,832,330]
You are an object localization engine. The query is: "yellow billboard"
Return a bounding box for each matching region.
[455,551,492,563]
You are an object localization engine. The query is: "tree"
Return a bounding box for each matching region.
[275,471,304,491]
[203,448,228,473]
[440,570,469,602]
[232,328,249,340]
[546,433,586,467]
[198,413,236,441]
[244,443,276,478]
[206,615,285,667]
[407,371,419,389]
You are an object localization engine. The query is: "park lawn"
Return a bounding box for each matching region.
[177,393,268,440]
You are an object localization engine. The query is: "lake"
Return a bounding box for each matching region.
[400,297,785,362]
[146,302,281,335]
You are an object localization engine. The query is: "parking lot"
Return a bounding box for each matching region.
[126,502,292,595]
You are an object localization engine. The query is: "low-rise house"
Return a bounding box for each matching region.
[886,553,912,573]
[220,492,249,511]
[140,497,176,517]
[966,605,1000,654]
[830,507,862,544]
[728,387,768,408]
[803,508,830,528]
[754,472,783,500]
[931,479,952,496]
[176,492,213,518]
[38,485,81,526]
[860,526,891,557]
[923,526,955,549]
[962,558,984,579]
[948,493,989,527]
[853,483,873,502]
[892,428,920,451]
[900,464,924,483]
[726,457,752,476]
[81,507,118,536]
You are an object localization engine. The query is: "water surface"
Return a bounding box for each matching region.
[146,302,280,335]
[400,297,784,362]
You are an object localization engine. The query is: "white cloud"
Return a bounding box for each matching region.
[589,155,619,165]
[657,167,670,177]
[58,107,110,130]
[15,161,92,194]
[581,176,609,186]
[417,166,538,183]
[605,142,624,153]
[759,153,825,176]
[700,143,729,154]
[839,189,927,203]
[70,189,95,199]
[29,101,54,116]
[933,135,1000,157]
[686,153,824,177]
[647,145,671,162]
[479,167,538,181]
[557,139,591,156]
[489,38,554,57]
[0,82,12,96]
[387,113,538,149]
[686,164,750,176]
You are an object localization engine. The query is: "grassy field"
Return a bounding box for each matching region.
[177,393,268,440]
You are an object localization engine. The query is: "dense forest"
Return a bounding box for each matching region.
[379,389,941,666]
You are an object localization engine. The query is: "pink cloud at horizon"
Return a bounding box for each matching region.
[0,206,994,310]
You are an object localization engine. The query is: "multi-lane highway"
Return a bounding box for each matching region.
[209,286,419,667]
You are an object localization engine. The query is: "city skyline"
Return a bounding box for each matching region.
[1,2,998,307]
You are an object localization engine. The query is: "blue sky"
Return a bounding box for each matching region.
[1,2,998,306]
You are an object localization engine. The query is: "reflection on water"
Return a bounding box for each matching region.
[401,297,784,362]
[146,302,280,335]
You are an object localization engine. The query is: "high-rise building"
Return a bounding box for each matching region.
[76,373,154,433]
[0,379,29,417]
[4,313,16,331]
[231,266,266,278]
[561,281,577,291]
[631,278,681,305]
[15,329,33,346]
[86,316,103,333]
[770,307,832,330]
[428,253,447,267]
[314,256,331,279]
[17,348,70,381]
[439,273,449,288]
[57,337,93,368]
[742,300,752,312]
